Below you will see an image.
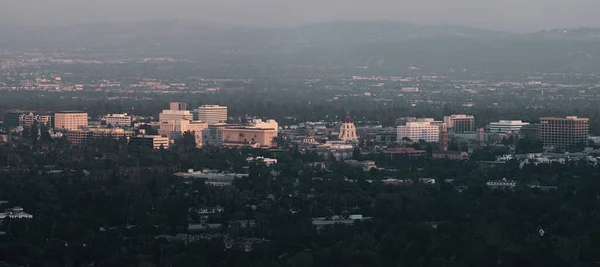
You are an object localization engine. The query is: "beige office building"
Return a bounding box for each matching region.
[222,119,278,148]
[159,120,208,147]
[129,135,170,150]
[54,111,88,130]
[195,105,227,124]
[66,127,134,145]
[170,102,188,111]
[539,116,589,149]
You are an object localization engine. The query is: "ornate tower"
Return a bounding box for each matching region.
[339,113,358,143]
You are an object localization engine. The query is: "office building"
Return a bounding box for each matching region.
[193,105,227,124]
[54,111,88,130]
[159,110,193,123]
[102,113,132,127]
[170,102,188,111]
[444,114,475,133]
[202,124,226,147]
[539,116,589,149]
[129,135,170,150]
[520,124,539,141]
[397,118,443,143]
[338,113,358,143]
[222,119,278,147]
[4,112,52,128]
[488,120,530,134]
[159,120,208,147]
[66,127,134,146]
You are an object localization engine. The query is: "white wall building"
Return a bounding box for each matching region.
[488,120,530,134]
[397,118,442,143]
[159,110,193,123]
[102,113,132,127]
[194,105,227,124]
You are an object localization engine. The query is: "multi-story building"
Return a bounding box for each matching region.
[170,102,188,111]
[102,113,132,127]
[520,124,539,141]
[3,112,52,128]
[159,110,193,123]
[129,135,170,150]
[221,119,278,147]
[539,116,589,149]
[193,105,227,124]
[158,119,208,147]
[202,124,226,147]
[397,118,443,143]
[488,120,530,134]
[444,114,475,133]
[66,127,134,145]
[54,111,88,130]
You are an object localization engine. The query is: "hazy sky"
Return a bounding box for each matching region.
[2,0,600,32]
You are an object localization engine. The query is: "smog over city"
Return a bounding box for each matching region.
[2,1,600,266]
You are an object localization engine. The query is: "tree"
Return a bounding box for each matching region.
[181,130,197,150]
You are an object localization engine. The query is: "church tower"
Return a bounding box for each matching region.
[339,113,358,143]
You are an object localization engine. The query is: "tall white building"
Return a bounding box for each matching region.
[54,111,88,131]
[397,118,443,143]
[194,105,227,124]
[102,113,132,127]
[488,120,530,134]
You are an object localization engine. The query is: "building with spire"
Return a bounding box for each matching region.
[338,113,358,143]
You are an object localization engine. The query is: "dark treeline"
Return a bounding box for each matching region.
[1,134,600,266]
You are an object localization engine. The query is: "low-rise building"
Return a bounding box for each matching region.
[488,120,530,134]
[486,178,517,189]
[175,169,249,187]
[246,156,278,166]
[0,207,33,220]
[129,135,169,150]
[66,127,134,145]
[102,113,132,127]
[383,147,426,161]
[344,160,377,171]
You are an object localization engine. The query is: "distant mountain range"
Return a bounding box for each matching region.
[3,21,600,73]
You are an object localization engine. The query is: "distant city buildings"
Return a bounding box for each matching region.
[539,116,589,149]
[221,119,278,148]
[193,105,227,124]
[159,119,208,147]
[102,113,132,127]
[159,109,193,123]
[443,114,475,133]
[338,113,358,143]
[66,127,134,145]
[488,120,530,134]
[170,102,188,111]
[397,118,443,143]
[4,112,52,128]
[129,135,170,150]
[54,111,88,130]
